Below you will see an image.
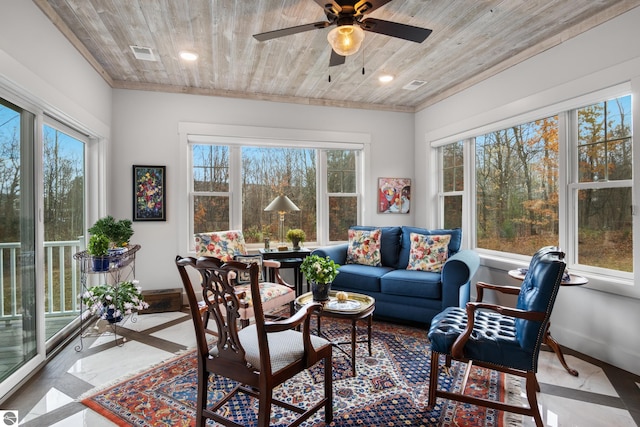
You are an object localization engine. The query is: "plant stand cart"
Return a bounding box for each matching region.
[73,244,141,351]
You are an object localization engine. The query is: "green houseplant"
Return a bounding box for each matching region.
[300,254,340,301]
[87,234,110,271]
[88,215,134,248]
[286,228,306,250]
[81,280,149,323]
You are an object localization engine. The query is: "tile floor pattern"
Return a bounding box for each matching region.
[3,311,640,427]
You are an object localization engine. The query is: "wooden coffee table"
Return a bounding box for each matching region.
[295,290,375,376]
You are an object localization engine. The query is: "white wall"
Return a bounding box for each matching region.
[110,90,415,294]
[0,0,112,137]
[415,7,640,375]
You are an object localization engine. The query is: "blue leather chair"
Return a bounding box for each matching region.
[427,247,566,427]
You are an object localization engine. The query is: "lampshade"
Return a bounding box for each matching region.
[327,25,365,56]
[264,195,300,213]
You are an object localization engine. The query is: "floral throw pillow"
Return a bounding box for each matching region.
[346,228,382,266]
[406,233,451,272]
[194,230,247,262]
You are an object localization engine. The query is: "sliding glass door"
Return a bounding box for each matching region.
[43,121,86,341]
[0,98,38,383]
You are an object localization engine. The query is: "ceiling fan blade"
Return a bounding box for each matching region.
[253,21,330,42]
[329,49,346,67]
[361,18,432,43]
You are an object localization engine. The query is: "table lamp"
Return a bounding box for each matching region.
[264,194,300,250]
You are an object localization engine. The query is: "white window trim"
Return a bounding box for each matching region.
[429,83,638,299]
[178,122,370,253]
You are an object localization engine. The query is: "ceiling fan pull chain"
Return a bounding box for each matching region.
[362,43,365,75]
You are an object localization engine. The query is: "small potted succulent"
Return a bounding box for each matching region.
[300,254,340,301]
[87,234,110,272]
[286,228,306,250]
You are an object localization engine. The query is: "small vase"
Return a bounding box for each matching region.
[311,281,331,302]
[92,257,110,272]
[291,239,301,250]
[102,305,123,323]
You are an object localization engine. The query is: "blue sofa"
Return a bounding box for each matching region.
[312,226,480,325]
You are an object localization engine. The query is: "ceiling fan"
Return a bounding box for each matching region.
[253,0,433,67]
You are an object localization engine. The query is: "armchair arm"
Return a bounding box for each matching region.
[476,281,521,302]
[263,302,321,332]
[263,302,328,365]
[441,249,480,308]
[262,260,294,290]
[450,301,546,359]
[312,244,348,265]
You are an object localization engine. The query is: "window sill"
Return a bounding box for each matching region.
[478,251,638,300]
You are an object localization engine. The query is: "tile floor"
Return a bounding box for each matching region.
[4,310,640,427]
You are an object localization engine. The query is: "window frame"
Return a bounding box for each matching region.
[432,83,637,298]
[178,122,369,253]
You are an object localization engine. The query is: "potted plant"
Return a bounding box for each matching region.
[300,254,340,301]
[87,234,110,272]
[88,215,134,248]
[81,280,150,323]
[286,228,306,250]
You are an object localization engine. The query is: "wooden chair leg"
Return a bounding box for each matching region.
[325,354,333,423]
[258,389,273,427]
[526,371,544,427]
[196,363,208,427]
[428,351,439,408]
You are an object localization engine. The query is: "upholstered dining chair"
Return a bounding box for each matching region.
[427,247,566,427]
[176,256,333,427]
[193,230,296,328]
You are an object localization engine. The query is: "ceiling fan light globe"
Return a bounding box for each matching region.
[327,25,365,56]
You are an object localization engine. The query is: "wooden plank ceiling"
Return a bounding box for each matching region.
[34,0,640,112]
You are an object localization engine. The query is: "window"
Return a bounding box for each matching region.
[475,116,560,255]
[572,95,632,272]
[327,150,358,241]
[436,92,633,282]
[439,141,464,229]
[189,142,362,247]
[192,145,230,233]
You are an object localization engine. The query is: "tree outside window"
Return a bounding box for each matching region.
[475,116,560,255]
[440,141,464,229]
[575,95,632,272]
[191,144,358,245]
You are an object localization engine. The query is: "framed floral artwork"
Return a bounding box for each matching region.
[378,177,411,214]
[133,165,166,221]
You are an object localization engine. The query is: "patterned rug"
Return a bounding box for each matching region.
[82,318,523,426]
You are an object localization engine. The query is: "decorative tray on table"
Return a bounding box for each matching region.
[325,299,362,312]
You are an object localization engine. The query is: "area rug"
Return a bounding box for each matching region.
[82,319,523,426]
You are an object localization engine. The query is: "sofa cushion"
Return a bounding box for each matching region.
[398,227,462,269]
[332,264,392,293]
[381,269,443,299]
[194,230,247,261]
[350,226,402,268]
[407,233,451,272]
[346,228,382,266]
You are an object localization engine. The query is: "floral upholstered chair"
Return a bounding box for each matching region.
[194,230,295,327]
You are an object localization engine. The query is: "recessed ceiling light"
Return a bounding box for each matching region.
[179,50,199,61]
[379,74,394,83]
